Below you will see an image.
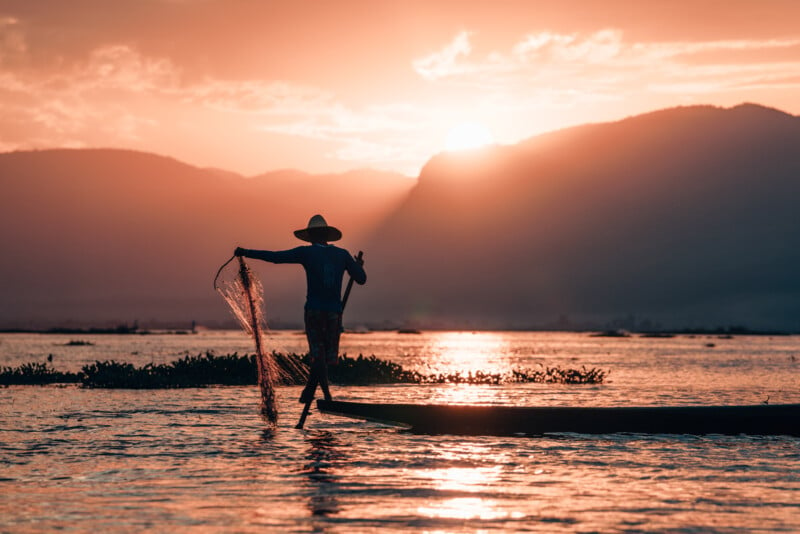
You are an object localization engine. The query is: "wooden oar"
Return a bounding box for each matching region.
[296,251,363,429]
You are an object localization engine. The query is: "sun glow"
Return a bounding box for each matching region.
[444,121,494,151]
[415,447,521,521]
[428,331,508,373]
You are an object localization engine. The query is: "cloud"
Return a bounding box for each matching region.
[645,37,800,59]
[413,31,474,80]
[0,43,176,149]
[255,101,432,173]
[413,29,800,99]
[1,20,798,176]
[513,29,623,63]
[0,39,349,152]
[79,45,179,92]
[0,29,432,173]
[258,102,418,138]
[0,16,27,64]
[184,79,334,115]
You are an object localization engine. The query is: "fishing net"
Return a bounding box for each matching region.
[215,256,305,424]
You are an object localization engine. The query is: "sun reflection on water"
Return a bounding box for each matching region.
[425,331,510,375]
[423,331,513,405]
[414,442,525,521]
[418,497,525,520]
[425,466,501,491]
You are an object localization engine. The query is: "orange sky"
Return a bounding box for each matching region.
[1,0,799,176]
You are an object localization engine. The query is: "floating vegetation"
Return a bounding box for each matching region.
[0,362,80,385]
[528,365,608,385]
[81,352,307,389]
[1,352,608,388]
[419,365,608,385]
[329,354,419,384]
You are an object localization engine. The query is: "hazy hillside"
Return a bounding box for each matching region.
[2,104,798,331]
[353,104,800,330]
[0,149,413,328]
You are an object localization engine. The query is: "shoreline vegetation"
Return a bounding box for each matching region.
[0,352,607,388]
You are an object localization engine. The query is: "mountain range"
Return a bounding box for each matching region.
[0,149,412,328]
[1,103,798,331]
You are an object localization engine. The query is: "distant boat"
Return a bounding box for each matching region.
[345,325,371,334]
[589,329,630,337]
[317,400,800,437]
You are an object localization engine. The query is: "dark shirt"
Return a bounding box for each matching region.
[240,244,366,312]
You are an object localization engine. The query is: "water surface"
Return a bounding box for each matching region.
[2,331,799,532]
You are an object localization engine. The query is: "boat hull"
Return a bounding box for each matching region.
[316,400,800,437]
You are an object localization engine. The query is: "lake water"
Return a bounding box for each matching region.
[2,331,799,532]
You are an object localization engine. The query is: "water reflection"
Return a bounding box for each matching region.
[414,441,515,521]
[422,332,513,405]
[426,331,510,375]
[423,465,502,491]
[5,334,800,532]
[418,497,523,520]
[302,430,342,520]
[426,383,515,405]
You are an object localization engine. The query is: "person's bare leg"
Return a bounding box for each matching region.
[317,359,332,401]
[300,372,318,403]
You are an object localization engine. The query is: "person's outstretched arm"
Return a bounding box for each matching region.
[235,246,305,264]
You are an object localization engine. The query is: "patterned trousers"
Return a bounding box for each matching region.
[299,309,342,403]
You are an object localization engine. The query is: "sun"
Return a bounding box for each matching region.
[444,122,494,151]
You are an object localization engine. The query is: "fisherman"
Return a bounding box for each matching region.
[234,214,366,404]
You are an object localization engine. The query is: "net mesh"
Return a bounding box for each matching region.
[215,256,305,424]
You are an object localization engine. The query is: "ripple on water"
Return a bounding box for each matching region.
[2,333,800,531]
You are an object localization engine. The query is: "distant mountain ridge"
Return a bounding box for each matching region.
[354,103,800,330]
[1,103,798,330]
[0,148,413,328]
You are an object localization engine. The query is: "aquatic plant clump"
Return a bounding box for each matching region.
[1,352,607,388]
[80,352,276,388]
[0,362,80,385]
[518,365,608,385]
[327,354,421,384]
[418,365,608,385]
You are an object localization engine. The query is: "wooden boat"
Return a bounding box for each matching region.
[317,400,800,437]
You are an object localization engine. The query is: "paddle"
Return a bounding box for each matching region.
[295,251,364,429]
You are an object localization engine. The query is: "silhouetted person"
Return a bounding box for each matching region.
[235,214,366,403]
